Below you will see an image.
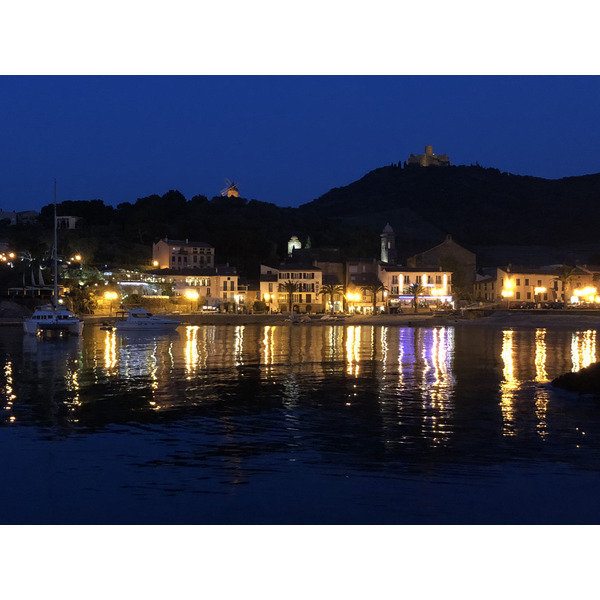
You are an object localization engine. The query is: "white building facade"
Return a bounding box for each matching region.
[260,264,323,313]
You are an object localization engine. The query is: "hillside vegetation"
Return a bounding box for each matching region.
[5,164,600,277]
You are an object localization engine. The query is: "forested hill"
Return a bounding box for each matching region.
[299,164,600,248]
[7,164,600,278]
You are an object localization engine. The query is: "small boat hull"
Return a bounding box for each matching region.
[114,308,180,332]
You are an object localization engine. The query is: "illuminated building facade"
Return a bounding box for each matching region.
[378,264,453,311]
[259,263,323,313]
[152,238,215,270]
[473,265,590,305]
[148,265,240,310]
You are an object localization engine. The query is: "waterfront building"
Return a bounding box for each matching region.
[497,266,557,305]
[147,264,240,310]
[259,263,323,313]
[378,264,453,312]
[472,265,598,305]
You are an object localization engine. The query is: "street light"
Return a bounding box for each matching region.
[501,289,514,309]
[104,291,118,315]
[534,286,546,307]
[185,290,199,312]
[346,292,360,313]
[264,293,274,313]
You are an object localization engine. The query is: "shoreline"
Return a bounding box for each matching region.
[84,309,600,329]
[4,310,600,329]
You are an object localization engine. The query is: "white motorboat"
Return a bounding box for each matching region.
[23,304,85,336]
[114,308,180,331]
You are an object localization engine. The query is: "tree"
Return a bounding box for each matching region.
[66,285,97,314]
[279,280,300,313]
[318,283,344,314]
[408,282,425,313]
[554,265,575,307]
[361,281,387,314]
[253,300,268,313]
[160,281,175,297]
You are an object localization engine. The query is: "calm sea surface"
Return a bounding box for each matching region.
[1,322,599,524]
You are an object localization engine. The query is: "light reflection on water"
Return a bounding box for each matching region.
[2,324,599,435]
[2,323,600,524]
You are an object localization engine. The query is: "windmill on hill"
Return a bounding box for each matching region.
[221,179,240,198]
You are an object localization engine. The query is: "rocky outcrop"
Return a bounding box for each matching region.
[552,362,600,394]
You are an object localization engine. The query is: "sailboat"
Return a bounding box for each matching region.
[23,183,84,336]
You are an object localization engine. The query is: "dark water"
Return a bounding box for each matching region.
[1,322,599,524]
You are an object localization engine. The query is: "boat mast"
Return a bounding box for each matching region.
[53,180,58,309]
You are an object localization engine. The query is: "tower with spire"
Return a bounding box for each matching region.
[380,223,396,264]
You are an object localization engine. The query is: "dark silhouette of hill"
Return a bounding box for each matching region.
[9,163,600,278]
[299,164,600,249]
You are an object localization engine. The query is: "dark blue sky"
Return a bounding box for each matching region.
[1,75,599,212]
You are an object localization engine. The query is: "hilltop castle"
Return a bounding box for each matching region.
[406,145,450,167]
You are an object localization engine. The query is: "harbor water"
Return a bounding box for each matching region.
[1,322,599,524]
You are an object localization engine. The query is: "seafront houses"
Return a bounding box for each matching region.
[472,265,600,305]
[341,258,453,313]
[377,264,453,312]
[148,264,241,311]
[474,266,559,304]
[259,263,323,313]
[152,238,215,270]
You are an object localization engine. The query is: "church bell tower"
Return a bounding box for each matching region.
[380,223,396,263]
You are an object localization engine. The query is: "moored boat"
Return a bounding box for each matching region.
[114,308,180,331]
[23,304,85,336]
[23,182,84,337]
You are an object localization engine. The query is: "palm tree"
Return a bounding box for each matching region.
[66,284,98,314]
[318,283,344,314]
[408,282,425,313]
[361,281,387,314]
[279,280,300,313]
[554,265,575,308]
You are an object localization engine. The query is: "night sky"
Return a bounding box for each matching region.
[1,75,600,213]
